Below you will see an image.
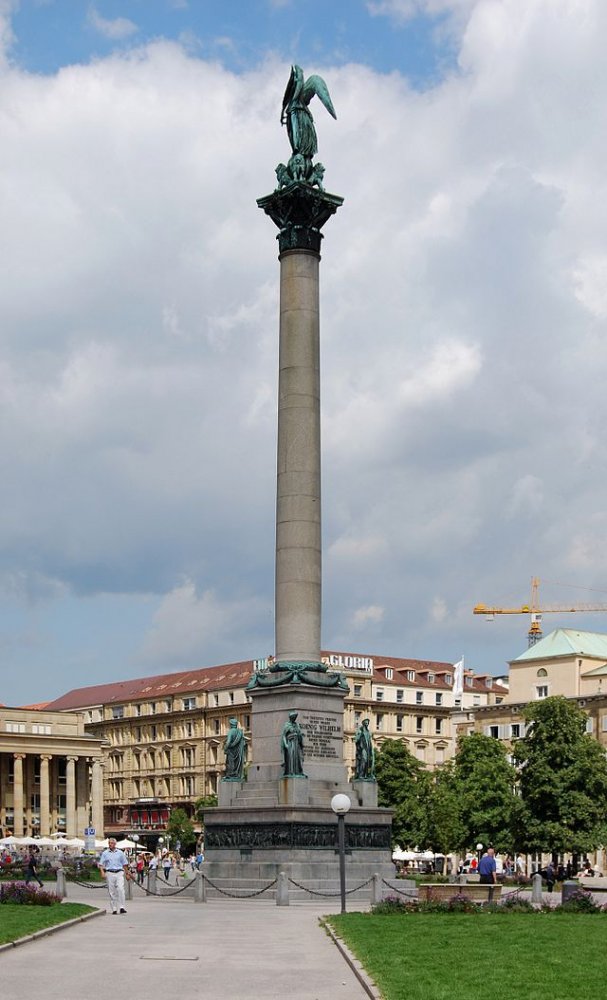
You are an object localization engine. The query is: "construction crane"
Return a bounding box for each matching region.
[473,577,607,647]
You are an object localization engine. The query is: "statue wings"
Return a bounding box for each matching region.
[281,65,337,120]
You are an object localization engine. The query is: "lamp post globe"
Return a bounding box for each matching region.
[331,794,351,816]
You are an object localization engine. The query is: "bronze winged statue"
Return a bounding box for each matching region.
[281,65,336,160]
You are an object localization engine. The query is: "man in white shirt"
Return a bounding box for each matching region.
[99,838,130,914]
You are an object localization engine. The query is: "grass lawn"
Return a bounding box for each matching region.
[0,903,96,944]
[328,912,606,1000]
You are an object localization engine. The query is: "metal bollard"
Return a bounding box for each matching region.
[371,873,382,906]
[194,870,207,903]
[276,870,289,906]
[148,869,157,896]
[126,876,133,901]
[55,867,67,899]
[531,872,543,903]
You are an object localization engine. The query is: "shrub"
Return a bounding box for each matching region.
[557,889,603,914]
[0,882,59,906]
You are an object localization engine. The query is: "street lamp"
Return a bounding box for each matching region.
[476,842,483,876]
[331,793,351,914]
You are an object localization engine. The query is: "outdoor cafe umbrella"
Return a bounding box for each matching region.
[116,839,137,849]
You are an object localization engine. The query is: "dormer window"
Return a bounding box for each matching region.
[465,676,473,688]
[427,672,435,684]
[444,674,452,685]
[385,668,393,680]
[406,670,415,682]
[485,677,492,688]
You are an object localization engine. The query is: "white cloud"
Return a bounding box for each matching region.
[2,1,607,701]
[87,5,138,40]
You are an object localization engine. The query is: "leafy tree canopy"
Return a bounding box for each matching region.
[166,807,196,855]
[375,739,433,849]
[447,733,521,853]
[514,696,607,853]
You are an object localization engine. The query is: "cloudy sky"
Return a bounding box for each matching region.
[2,0,607,706]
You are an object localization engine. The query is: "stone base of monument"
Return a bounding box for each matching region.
[203,680,394,897]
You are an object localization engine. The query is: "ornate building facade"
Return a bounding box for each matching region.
[0,705,105,838]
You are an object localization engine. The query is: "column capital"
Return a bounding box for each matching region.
[13,752,26,760]
[257,185,343,255]
[40,753,53,761]
[66,755,79,762]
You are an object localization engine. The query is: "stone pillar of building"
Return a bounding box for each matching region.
[91,759,104,835]
[13,754,26,836]
[66,756,78,837]
[39,755,52,836]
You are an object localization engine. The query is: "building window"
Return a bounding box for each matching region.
[428,672,435,683]
[586,717,594,733]
[473,695,480,705]
[511,724,520,738]
[602,716,607,732]
[496,697,503,704]
[385,668,393,680]
[185,721,194,737]
[183,697,196,711]
[214,719,220,735]
[396,689,404,703]
[151,725,157,740]
[32,724,51,735]
[229,692,235,704]
[444,674,452,685]
[435,746,445,764]
[213,694,219,707]
[536,685,548,699]
[396,715,403,732]
[166,724,172,739]
[134,727,141,741]
[6,723,26,733]
[406,670,415,682]
[353,684,362,697]
[435,693,443,706]
[135,704,142,717]
[536,668,548,677]
[150,703,157,714]
[376,689,384,702]
[375,714,384,731]
[354,711,361,725]
[416,691,423,705]
[416,717,423,734]
[112,706,124,720]
[489,726,499,738]
[465,676,473,688]
[165,699,172,712]
[485,677,493,688]
[244,715,250,729]
[435,718,442,735]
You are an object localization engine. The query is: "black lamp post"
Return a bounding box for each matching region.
[331,794,351,914]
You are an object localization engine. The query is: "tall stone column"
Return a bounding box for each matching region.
[39,755,52,836]
[13,754,26,836]
[66,756,78,837]
[258,186,343,669]
[91,759,104,835]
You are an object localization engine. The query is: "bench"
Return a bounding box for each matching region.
[418,883,502,904]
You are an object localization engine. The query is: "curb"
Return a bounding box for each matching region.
[0,907,105,953]
[320,918,382,999]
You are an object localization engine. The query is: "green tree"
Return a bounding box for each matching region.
[166,807,196,855]
[375,739,433,848]
[424,763,465,855]
[514,696,607,854]
[448,733,521,853]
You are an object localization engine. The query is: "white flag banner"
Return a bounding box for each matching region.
[453,656,464,699]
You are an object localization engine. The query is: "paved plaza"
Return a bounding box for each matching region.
[1,881,370,1000]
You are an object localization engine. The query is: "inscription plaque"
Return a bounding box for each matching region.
[298,712,341,760]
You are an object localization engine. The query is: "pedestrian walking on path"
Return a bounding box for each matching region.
[99,836,130,914]
[24,848,43,888]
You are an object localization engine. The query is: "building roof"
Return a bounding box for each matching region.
[511,629,607,663]
[44,649,507,711]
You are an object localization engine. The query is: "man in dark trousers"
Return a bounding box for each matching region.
[24,848,43,888]
[478,846,497,884]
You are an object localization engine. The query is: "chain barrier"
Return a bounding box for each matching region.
[140,878,197,897]
[65,877,107,890]
[201,874,278,898]
[380,878,417,898]
[287,875,373,897]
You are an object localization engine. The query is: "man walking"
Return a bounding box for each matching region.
[99,837,130,914]
[478,846,497,885]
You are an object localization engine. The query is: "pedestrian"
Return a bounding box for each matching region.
[544,860,555,893]
[24,848,43,888]
[478,846,497,885]
[99,837,130,915]
[515,853,526,877]
[163,854,172,882]
[136,854,145,885]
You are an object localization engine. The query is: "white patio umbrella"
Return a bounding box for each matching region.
[0,836,19,846]
[33,837,56,847]
[64,838,85,848]
[116,839,137,849]
[95,839,109,849]
[14,836,39,846]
